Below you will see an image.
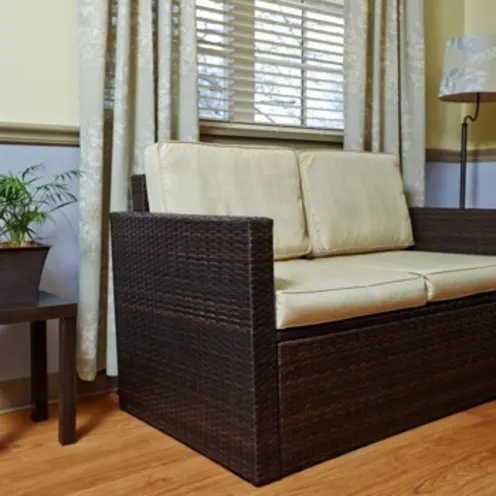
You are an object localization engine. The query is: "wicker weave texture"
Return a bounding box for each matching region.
[131,175,149,213]
[278,294,496,474]
[410,207,496,255]
[110,212,281,486]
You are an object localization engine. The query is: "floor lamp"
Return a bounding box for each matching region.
[439,34,496,209]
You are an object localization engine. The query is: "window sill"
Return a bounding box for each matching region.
[200,120,344,145]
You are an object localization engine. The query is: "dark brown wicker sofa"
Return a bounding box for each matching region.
[110,142,496,486]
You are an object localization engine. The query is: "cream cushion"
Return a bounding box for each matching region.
[298,150,414,257]
[274,258,427,329]
[144,141,310,260]
[347,251,496,302]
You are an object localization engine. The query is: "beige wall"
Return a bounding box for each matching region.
[425,0,496,151]
[0,0,78,127]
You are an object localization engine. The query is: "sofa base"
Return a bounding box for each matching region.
[278,293,496,476]
[116,293,496,486]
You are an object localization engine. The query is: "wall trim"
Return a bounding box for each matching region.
[0,121,342,148]
[0,372,116,414]
[1,123,495,162]
[426,148,496,163]
[0,123,79,147]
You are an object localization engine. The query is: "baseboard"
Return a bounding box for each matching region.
[0,372,117,414]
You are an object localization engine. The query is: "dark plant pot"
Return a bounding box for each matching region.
[0,243,50,309]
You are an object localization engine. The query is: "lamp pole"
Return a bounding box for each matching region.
[459,92,480,209]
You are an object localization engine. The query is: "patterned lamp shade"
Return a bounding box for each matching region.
[439,33,496,102]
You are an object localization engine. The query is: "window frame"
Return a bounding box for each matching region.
[197,0,344,143]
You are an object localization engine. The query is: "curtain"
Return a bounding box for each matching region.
[77,0,199,381]
[343,0,425,207]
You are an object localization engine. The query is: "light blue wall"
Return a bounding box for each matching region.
[0,144,80,381]
[426,161,496,209]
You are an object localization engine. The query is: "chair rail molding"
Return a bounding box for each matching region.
[2,124,496,162]
[0,123,79,147]
[426,148,496,163]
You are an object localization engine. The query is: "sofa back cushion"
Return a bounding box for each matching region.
[144,141,310,260]
[298,150,414,257]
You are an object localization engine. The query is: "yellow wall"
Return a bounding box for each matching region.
[425,0,464,150]
[463,0,496,149]
[425,0,496,150]
[0,0,78,127]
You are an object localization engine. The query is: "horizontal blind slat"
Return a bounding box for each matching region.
[198,18,343,39]
[199,82,344,99]
[233,0,344,18]
[199,68,343,87]
[199,54,344,73]
[198,93,343,107]
[233,7,344,31]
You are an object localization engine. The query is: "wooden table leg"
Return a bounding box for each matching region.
[30,320,48,421]
[58,316,77,445]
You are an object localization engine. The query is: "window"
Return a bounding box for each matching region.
[197,0,344,134]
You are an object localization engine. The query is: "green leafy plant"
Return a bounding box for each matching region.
[0,164,80,247]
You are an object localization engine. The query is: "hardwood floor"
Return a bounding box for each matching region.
[1,394,496,495]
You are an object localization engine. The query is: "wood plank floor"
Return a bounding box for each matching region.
[2,394,496,495]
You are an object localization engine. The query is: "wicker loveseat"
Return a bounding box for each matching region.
[110,142,496,486]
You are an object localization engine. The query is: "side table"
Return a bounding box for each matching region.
[0,291,77,445]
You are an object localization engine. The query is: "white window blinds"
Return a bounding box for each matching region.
[197,0,344,133]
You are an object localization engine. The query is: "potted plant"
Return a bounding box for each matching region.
[0,164,79,308]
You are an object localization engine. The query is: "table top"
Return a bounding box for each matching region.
[0,291,77,326]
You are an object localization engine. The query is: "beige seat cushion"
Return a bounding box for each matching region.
[298,150,414,257]
[274,258,427,329]
[347,251,496,302]
[144,141,310,260]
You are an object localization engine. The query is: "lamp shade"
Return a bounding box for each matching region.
[439,33,496,103]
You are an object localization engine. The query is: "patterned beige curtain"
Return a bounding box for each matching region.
[78,0,199,381]
[343,0,425,206]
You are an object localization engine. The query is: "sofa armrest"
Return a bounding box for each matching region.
[109,211,281,485]
[409,207,496,255]
[110,212,276,327]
